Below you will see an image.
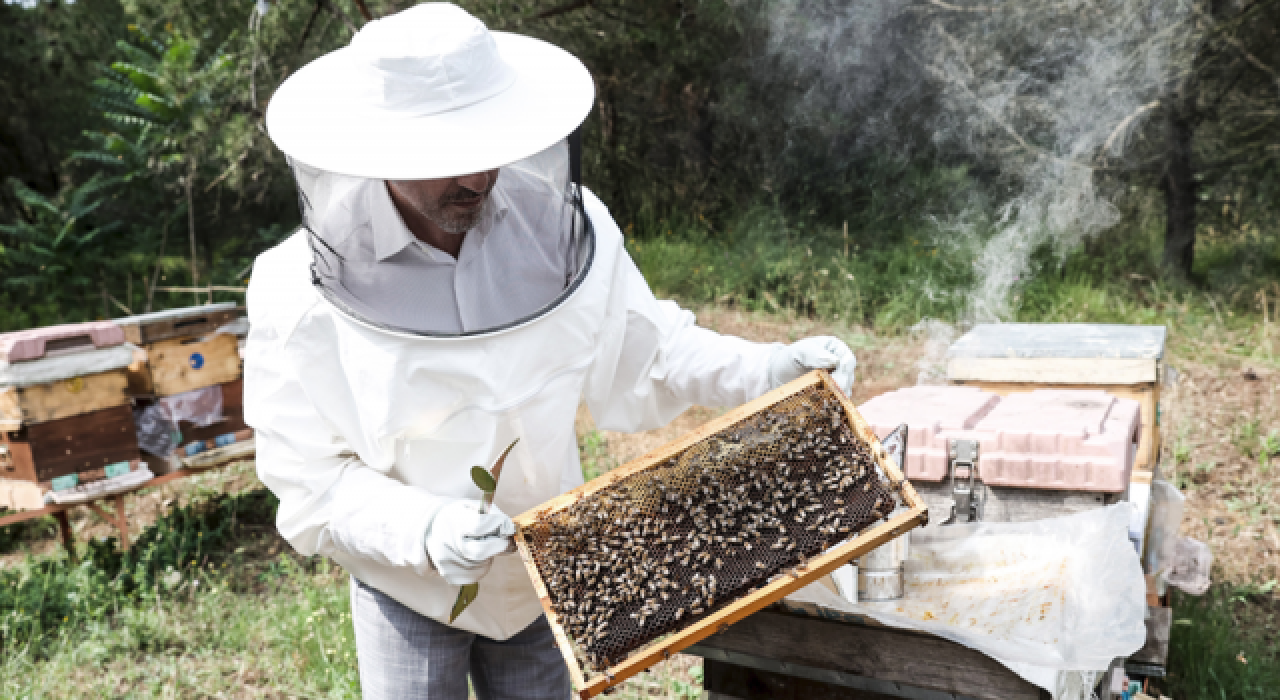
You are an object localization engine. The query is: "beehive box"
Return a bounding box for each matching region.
[947,323,1165,474]
[115,303,240,346]
[177,379,247,443]
[0,405,140,486]
[144,333,242,397]
[0,370,131,429]
[513,371,927,698]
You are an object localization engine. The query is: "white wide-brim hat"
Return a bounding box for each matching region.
[266,3,594,180]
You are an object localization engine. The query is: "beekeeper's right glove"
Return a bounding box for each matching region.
[424,500,516,586]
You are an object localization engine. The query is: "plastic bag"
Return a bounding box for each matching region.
[1166,536,1211,595]
[135,385,225,457]
[158,384,224,428]
[788,505,1146,676]
[134,403,181,457]
[1144,479,1185,587]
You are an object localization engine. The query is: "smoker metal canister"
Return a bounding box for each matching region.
[856,531,908,602]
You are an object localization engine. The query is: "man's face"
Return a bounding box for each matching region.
[387,169,500,235]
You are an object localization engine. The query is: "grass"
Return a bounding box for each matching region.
[0,485,360,698]
[1159,588,1280,699]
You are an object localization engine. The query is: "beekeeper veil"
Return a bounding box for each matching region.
[264,3,596,335]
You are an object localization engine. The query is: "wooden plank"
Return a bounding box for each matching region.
[0,369,130,426]
[125,346,154,395]
[693,609,1044,700]
[704,658,907,699]
[0,464,218,530]
[147,333,242,397]
[909,480,1123,524]
[53,509,76,560]
[0,478,44,511]
[512,371,928,698]
[118,307,240,345]
[946,357,1158,384]
[952,380,1160,472]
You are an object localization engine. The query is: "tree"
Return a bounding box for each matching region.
[0,174,124,324]
[1156,0,1280,278]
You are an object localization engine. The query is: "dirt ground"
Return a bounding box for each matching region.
[5,305,1275,591]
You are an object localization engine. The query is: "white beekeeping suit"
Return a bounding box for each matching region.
[246,2,853,642]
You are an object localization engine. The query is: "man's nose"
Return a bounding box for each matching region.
[455,171,491,193]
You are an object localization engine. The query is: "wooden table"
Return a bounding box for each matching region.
[0,467,217,559]
[686,604,1054,700]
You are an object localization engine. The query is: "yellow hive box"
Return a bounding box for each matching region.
[137,333,241,397]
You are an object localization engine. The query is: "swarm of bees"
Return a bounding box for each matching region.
[521,387,899,673]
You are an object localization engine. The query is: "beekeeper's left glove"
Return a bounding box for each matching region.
[768,336,856,396]
[424,500,516,586]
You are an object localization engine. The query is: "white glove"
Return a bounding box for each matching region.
[768,336,856,396]
[424,500,516,586]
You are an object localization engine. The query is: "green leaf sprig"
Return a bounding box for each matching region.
[449,438,519,624]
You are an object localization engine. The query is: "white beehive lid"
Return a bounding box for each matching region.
[946,323,1166,384]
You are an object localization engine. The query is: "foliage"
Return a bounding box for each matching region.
[0,0,1278,331]
[0,174,124,326]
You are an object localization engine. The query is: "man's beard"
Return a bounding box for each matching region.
[421,183,495,234]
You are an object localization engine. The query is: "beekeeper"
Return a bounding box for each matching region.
[246,4,855,698]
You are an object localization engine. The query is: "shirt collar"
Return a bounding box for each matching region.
[369,179,511,263]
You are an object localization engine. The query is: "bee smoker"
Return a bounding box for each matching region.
[857,423,909,602]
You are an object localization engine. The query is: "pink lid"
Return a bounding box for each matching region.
[860,387,1141,493]
[0,321,126,363]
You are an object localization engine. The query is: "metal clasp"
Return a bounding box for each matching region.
[948,438,982,524]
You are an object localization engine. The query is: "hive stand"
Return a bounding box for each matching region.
[0,465,236,560]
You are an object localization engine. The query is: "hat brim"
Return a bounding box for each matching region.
[266,32,594,180]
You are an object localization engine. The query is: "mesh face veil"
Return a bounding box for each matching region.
[291,137,592,336]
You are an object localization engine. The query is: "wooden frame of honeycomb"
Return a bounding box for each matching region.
[512,371,928,698]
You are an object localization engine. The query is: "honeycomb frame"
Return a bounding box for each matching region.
[512,371,928,698]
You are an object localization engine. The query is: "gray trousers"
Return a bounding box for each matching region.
[351,577,571,700]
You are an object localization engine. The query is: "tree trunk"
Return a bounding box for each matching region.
[1162,99,1196,278]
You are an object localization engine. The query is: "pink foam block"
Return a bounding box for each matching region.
[0,321,126,363]
[860,387,1141,493]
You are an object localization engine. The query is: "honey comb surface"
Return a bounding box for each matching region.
[520,384,901,674]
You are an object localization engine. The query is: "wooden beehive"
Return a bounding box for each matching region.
[143,333,241,397]
[115,303,241,346]
[512,371,928,698]
[0,405,140,486]
[0,370,131,430]
[946,323,1166,475]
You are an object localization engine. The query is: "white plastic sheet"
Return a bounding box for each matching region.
[787,505,1146,698]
